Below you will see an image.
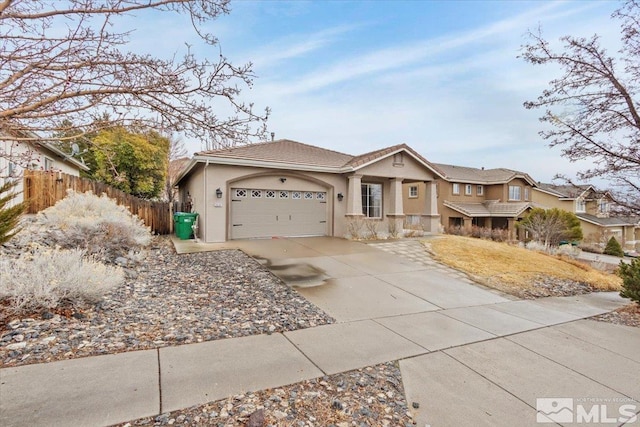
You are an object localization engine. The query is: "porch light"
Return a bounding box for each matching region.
[337,192,344,201]
[215,188,223,198]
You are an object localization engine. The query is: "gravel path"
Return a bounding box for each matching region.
[1,238,334,368]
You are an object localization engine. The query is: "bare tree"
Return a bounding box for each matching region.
[518,208,583,249]
[521,0,640,215]
[0,0,269,152]
[165,136,188,204]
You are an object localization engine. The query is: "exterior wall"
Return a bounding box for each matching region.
[403,182,426,215]
[1,140,82,205]
[179,165,205,238]
[484,184,504,201]
[190,164,348,242]
[357,154,436,181]
[531,189,573,211]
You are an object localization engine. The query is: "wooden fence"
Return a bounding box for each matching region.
[23,170,172,234]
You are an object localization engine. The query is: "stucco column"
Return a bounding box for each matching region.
[463,217,473,233]
[346,174,363,216]
[388,178,404,216]
[507,218,516,241]
[422,180,441,233]
[425,181,438,216]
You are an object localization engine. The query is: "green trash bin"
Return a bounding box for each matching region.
[174,212,198,240]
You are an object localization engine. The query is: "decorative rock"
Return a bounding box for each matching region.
[246,409,265,427]
[6,342,27,350]
[412,402,420,409]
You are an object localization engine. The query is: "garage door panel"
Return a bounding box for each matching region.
[230,188,327,239]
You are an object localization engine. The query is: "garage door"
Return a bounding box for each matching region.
[230,188,327,239]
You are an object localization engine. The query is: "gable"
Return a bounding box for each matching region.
[356,150,436,180]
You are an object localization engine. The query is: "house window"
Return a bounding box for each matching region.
[508,185,521,201]
[599,199,610,214]
[452,183,460,195]
[44,157,53,171]
[251,189,262,198]
[265,190,276,199]
[477,185,484,196]
[575,198,586,213]
[465,184,472,195]
[316,192,326,200]
[524,187,530,201]
[292,191,301,200]
[304,191,313,200]
[279,191,289,199]
[361,183,382,218]
[409,185,418,198]
[235,189,247,198]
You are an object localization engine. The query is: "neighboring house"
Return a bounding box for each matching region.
[532,183,637,247]
[404,164,537,239]
[0,135,89,205]
[174,139,444,242]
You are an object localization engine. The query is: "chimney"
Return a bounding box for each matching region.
[270,132,275,142]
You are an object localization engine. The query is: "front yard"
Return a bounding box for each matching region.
[1,237,333,368]
[425,234,640,327]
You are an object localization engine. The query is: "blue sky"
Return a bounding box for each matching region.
[135,1,622,183]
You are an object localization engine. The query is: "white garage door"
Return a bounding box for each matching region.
[230,188,327,239]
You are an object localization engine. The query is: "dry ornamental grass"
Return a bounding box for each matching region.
[426,235,621,298]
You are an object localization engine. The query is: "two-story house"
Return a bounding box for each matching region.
[532,183,637,247]
[404,164,536,239]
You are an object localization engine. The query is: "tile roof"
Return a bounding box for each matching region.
[576,213,635,227]
[195,139,444,177]
[444,200,531,217]
[433,163,534,185]
[536,183,592,199]
[197,139,353,168]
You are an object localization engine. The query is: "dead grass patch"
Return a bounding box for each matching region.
[425,235,621,296]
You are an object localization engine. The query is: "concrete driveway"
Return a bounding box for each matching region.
[171,236,639,426]
[210,236,511,322]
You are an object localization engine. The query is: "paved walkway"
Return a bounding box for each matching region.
[1,237,637,427]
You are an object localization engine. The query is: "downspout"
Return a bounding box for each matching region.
[202,159,209,242]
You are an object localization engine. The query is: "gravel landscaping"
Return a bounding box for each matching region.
[0,237,334,368]
[116,362,415,427]
[592,304,640,328]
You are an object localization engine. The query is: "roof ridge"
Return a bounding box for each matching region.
[198,139,354,158]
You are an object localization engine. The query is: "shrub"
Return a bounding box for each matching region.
[363,218,379,240]
[387,219,400,238]
[0,247,124,314]
[346,217,364,239]
[13,190,151,262]
[619,258,640,305]
[0,180,26,244]
[603,236,624,257]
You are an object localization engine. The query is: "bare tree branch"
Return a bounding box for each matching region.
[521,1,640,215]
[0,0,269,150]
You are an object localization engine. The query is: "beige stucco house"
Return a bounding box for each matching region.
[175,139,444,242]
[404,164,537,239]
[533,183,638,247]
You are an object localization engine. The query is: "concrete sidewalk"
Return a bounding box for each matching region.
[0,292,632,427]
[1,237,636,426]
